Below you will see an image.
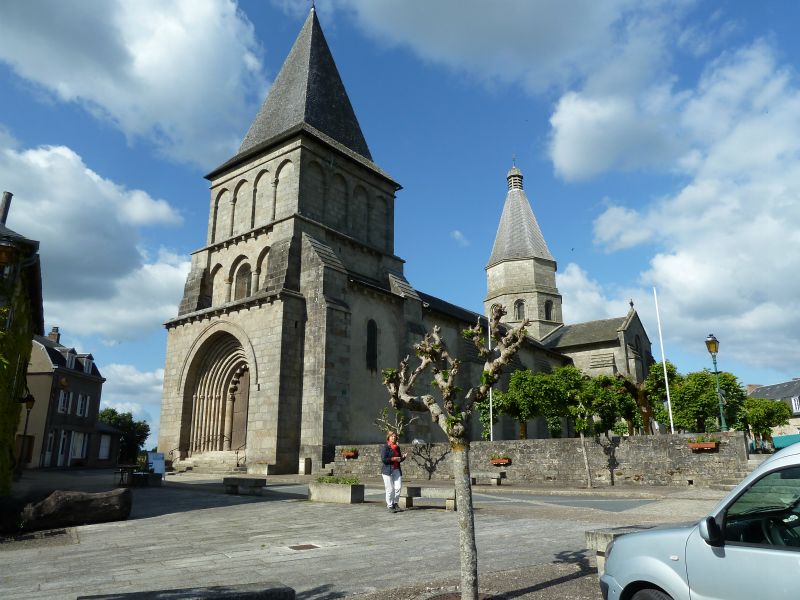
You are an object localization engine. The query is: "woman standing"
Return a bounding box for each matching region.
[381,431,408,512]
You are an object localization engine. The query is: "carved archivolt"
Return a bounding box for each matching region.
[186,332,249,453]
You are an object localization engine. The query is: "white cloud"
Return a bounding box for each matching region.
[332,0,662,94]
[549,91,682,180]
[0,0,267,167]
[0,138,189,342]
[557,263,620,324]
[587,41,800,375]
[45,248,190,344]
[450,230,470,247]
[100,364,164,449]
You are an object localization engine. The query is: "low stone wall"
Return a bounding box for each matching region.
[333,432,749,487]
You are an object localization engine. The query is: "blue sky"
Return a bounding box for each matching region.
[2,1,799,447]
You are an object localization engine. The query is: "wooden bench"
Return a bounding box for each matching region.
[399,486,456,511]
[471,471,507,486]
[223,477,266,496]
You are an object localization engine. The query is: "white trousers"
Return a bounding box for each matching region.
[382,470,402,507]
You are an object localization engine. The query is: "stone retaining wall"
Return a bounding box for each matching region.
[333,432,749,487]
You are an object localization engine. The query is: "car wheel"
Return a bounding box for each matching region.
[631,589,673,600]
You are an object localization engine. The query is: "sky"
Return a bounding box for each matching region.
[2,0,800,448]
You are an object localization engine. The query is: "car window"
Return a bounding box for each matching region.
[724,467,800,548]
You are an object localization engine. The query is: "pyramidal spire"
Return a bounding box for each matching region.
[487,165,553,268]
[238,8,371,160]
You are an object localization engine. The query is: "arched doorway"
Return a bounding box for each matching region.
[182,333,250,455]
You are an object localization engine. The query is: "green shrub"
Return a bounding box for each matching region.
[316,475,360,485]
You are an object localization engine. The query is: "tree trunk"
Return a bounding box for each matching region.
[20,488,132,531]
[452,442,478,600]
[519,420,527,439]
[579,431,592,489]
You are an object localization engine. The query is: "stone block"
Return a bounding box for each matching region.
[307,482,364,504]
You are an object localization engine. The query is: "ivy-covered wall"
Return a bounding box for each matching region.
[0,270,35,496]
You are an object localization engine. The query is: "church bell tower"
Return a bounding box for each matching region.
[485,165,562,339]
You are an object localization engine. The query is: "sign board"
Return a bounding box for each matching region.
[147,452,166,476]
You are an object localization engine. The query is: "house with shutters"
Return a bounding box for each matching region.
[20,326,120,469]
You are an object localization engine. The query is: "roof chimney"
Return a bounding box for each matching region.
[48,326,61,344]
[0,191,12,225]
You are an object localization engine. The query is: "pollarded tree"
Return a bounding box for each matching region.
[744,397,792,445]
[383,304,528,600]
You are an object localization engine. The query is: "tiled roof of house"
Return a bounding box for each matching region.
[749,379,800,400]
[34,334,103,378]
[543,317,626,349]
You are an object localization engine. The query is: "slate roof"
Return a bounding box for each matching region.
[34,334,104,378]
[749,379,800,400]
[542,317,626,349]
[0,222,35,246]
[487,166,553,268]
[235,9,370,162]
[95,421,123,435]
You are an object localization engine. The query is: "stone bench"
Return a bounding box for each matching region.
[585,525,656,573]
[223,477,266,496]
[400,486,456,511]
[471,471,506,486]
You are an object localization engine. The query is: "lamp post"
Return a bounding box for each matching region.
[704,334,727,431]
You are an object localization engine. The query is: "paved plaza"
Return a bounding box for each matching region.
[1,470,726,599]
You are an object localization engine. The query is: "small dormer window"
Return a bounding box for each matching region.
[66,352,76,369]
[84,358,93,374]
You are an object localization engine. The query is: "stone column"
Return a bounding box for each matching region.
[224,278,232,303]
[271,177,278,221]
[223,391,235,451]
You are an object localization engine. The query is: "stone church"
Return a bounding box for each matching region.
[158,9,653,473]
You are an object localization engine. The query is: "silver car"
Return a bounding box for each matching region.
[600,444,800,600]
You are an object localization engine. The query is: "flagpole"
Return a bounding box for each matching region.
[653,287,675,434]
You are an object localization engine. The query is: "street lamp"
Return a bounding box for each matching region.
[704,334,727,431]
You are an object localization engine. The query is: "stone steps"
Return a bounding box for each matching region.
[173,451,246,475]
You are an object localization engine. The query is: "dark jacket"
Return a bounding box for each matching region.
[381,442,404,476]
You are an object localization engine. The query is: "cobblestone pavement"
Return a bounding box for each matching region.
[1,470,726,599]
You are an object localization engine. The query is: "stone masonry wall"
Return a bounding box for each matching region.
[333,432,749,487]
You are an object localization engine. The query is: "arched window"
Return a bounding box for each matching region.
[514,299,525,320]
[544,300,553,321]
[366,319,378,372]
[234,263,252,300]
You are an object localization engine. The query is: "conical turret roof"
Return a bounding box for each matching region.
[240,8,370,159]
[487,166,553,268]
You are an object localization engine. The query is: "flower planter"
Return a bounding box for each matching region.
[307,482,365,504]
[688,442,719,451]
[341,450,358,459]
[490,458,511,466]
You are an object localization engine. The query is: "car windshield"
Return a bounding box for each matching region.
[727,468,800,518]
